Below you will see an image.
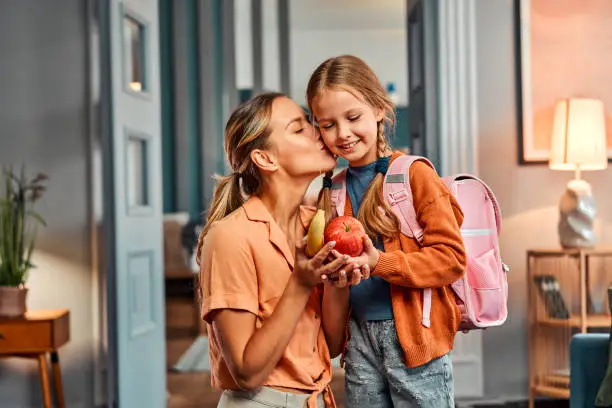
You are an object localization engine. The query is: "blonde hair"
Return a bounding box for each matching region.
[196,92,284,265]
[307,55,399,240]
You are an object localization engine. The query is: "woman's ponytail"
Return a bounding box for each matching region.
[196,173,243,266]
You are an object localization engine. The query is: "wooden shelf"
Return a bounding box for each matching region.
[528,248,612,408]
[537,314,610,328]
[537,373,570,387]
[528,247,612,257]
[532,385,570,399]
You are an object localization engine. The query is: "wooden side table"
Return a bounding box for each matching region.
[0,309,70,408]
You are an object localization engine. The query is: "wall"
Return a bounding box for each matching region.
[234,0,254,90]
[234,0,408,105]
[0,1,95,407]
[235,0,282,93]
[290,0,408,106]
[475,0,612,400]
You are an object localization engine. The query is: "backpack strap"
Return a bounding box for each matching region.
[383,155,436,328]
[383,155,435,244]
[329,169,347,217]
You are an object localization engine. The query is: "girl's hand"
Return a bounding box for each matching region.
[294,240,350,289]
[325,263,370,288]
[352,263,370,286]
[327,236,379,280]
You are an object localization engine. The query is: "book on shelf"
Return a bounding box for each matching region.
[534,275,570,319]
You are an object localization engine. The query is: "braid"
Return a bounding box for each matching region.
[376,121,389,157]
[317,170,334,226]
[354,120,398,240]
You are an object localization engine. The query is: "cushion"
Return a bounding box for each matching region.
[595,287,612,407]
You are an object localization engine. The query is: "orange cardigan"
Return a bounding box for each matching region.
[343,152,467,368]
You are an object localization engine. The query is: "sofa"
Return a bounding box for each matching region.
[570,333,609,407]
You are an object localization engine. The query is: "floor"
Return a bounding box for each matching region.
[165,286,217,408]
[166,335,215,407]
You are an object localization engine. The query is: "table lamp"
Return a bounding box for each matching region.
[549,98,608,248]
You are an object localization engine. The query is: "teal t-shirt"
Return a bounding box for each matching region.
[346,162,393,321]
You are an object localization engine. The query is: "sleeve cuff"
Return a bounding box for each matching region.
[202,293,259,323]
[373,251,396,278]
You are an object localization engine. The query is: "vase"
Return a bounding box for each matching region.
[0,286,28,317]
[558,179,597,248]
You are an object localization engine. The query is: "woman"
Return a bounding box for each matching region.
[196,92,368,408]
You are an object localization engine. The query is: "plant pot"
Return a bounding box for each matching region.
[0,286,28,317]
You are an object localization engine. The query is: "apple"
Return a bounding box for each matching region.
[324,216,366,257]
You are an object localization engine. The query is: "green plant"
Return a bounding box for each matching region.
[0,166,47,287]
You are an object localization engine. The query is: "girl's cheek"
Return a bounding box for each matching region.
[358,121,378,142]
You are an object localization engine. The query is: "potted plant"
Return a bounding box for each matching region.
[0,166,47,317]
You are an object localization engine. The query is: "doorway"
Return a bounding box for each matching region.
[407,0,485,400]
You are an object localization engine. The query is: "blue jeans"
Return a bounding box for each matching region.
[344,318,454,408]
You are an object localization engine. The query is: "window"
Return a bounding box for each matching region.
[124,14,147,93]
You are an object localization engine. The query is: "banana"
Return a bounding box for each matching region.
[306,209,326,257]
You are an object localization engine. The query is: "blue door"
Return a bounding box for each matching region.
[104,0,166,406]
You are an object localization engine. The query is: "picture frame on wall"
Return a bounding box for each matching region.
[515,0,612,165]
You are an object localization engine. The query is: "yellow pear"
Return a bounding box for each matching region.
[306,209,326,257]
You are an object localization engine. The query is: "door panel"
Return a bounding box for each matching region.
[105,0,166,406]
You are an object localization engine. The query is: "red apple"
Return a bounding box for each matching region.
[324,216,366,257]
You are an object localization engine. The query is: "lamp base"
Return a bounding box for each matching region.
[558,179,597,249]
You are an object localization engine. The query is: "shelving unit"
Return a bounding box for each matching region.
[527,248,612,408]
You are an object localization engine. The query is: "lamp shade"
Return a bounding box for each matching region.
[549,98,608,171]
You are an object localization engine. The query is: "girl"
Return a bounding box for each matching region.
[196,92,368,408]
[308,55,467,407]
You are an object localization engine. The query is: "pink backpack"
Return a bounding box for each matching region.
[330,155,509,332]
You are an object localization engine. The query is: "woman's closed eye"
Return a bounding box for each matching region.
[348,114,360,122]
[291,117,309,134]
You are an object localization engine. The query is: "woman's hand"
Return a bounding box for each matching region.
[327,236,379,282]
[293,240,350,289]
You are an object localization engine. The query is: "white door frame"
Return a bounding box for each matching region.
[437,0,484,399]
